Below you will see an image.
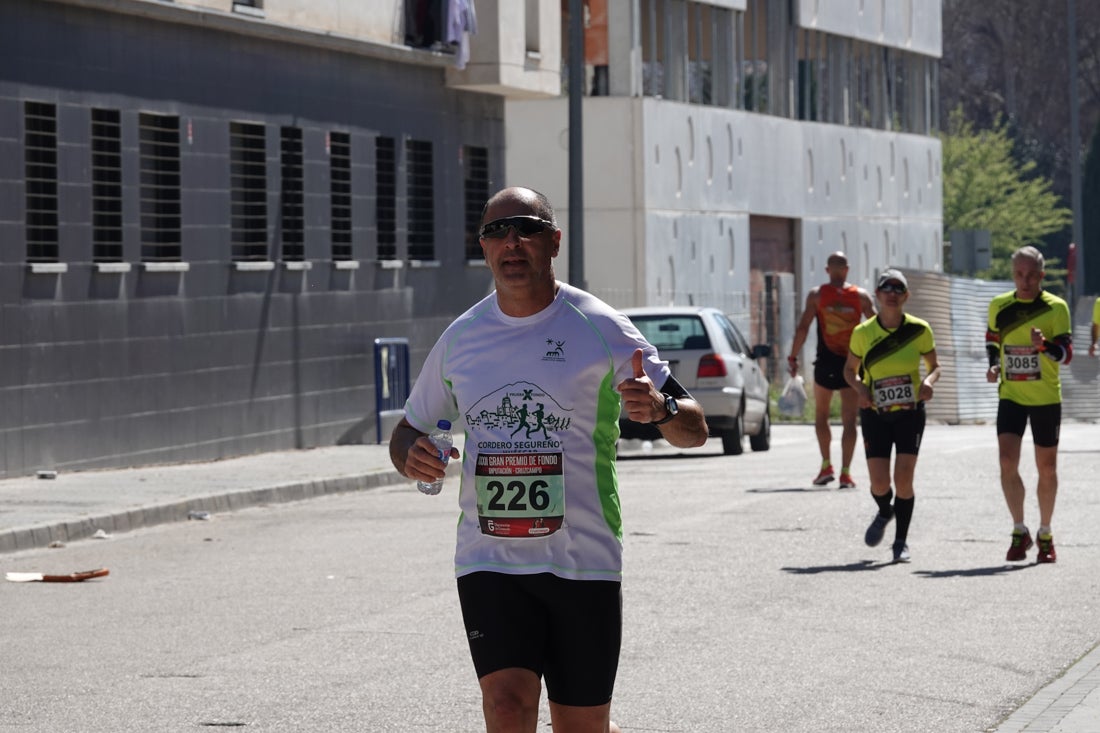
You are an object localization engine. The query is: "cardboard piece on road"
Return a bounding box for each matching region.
[5,568,110,583]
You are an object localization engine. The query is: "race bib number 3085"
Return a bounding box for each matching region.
[1004,345,1041,381]
[474,452,565,538]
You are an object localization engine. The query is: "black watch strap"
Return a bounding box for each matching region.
[652,395,678,425]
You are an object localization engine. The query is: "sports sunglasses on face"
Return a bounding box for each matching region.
[877,281,907,294]
[478,215,556,239]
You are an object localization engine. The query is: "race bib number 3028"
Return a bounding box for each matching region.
[474,451,565,538]
[872,374,915,410]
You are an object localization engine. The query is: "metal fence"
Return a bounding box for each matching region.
[590,276,1100,422]
[906,272,1099,424]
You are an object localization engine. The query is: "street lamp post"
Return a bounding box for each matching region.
[568,0,585,290]
[1068,0,1084,305]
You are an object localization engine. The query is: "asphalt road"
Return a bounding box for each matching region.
[1,423,1098,732]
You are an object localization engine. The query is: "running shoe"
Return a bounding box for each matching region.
[812,466,835,486]
[1005,529,1033,562]
[838,472,856,489]
[864,509,894,547]
[892,543,911,563]
[1036,534,1056,564]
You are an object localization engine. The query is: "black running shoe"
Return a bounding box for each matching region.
[864,510,894,547]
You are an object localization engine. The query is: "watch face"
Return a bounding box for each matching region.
[665,395,678,415]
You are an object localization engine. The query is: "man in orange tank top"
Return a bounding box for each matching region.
[788,252,876,488]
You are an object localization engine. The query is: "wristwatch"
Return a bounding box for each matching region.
[652,394,679,425]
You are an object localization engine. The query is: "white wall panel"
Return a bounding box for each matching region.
[796,0,942,57]
[506,94,942,311]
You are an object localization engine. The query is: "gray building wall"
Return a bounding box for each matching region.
[0,0,501,477]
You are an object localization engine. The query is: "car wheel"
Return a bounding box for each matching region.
[722,407,745,455]
[749,408,771,452]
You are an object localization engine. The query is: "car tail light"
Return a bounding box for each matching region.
[697,354,727,378]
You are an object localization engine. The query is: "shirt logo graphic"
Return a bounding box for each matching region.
[465,381,573,437]
[543,338,566,362]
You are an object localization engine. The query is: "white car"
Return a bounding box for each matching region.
[619,306,772,455]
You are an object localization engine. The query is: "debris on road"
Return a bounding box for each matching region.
[5,568,110,583]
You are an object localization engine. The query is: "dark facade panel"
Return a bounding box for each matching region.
[0,0,503,478]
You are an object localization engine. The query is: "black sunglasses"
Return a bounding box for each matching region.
[479,215,556,240]
[878,281,907,294]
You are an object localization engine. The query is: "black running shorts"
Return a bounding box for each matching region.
[997,399,1061,447]
[456,571,622,707]
[860,404,926,458]
[814,349,850,391]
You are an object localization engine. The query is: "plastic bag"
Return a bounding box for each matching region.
[777,375,807,417]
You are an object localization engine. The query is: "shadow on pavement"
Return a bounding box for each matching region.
[913,564,1035,578]
[781,560,885,574]
[746,486,838,493]
[617,452,721,461]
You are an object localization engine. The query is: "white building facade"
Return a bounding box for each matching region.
[482,0,944,365]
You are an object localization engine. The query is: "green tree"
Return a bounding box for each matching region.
[940,108,1072,281]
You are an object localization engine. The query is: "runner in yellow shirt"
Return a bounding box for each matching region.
[844,269,941,563]
[985,246,1072,563]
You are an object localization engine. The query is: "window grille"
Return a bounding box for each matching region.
[463,145,489,260]
[229,121,268,261]
[280,126,304,261]
[330,131,352,261]
[91,108,123,262]
[405,138,434,260]
[139,113,182,261]
[25,101,59,262]
[375,136,396,260]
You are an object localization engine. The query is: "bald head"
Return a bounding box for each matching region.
[826,252,849,268]
[480,187,557,228]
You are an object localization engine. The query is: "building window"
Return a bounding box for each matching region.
[687,2,713,105]
[229,121,268,262]
[280,126,304,261]
[463,145,489,261]
[91,108,123,262]
[525,0,541,58]
[25,101,59,263]
[375,136,396,260]
[405,138,434,260]
[138,113,182,262]
[329,131,352,261]
[232,0,263,15]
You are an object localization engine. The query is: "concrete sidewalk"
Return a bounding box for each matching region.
[0,442,1097,733]
[0,443,408,555]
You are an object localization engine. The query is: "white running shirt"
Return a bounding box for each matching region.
[403,282,671,581]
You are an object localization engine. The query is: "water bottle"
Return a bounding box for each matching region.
[417,420,453,495]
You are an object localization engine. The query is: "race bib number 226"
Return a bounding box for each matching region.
[474,452,564,538]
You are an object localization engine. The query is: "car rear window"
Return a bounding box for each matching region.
[628,315,710,351]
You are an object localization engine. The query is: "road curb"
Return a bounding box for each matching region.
[0,470,411,555]
[993,640,1100,732]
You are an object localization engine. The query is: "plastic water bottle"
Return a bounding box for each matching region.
[417,420,453,495]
